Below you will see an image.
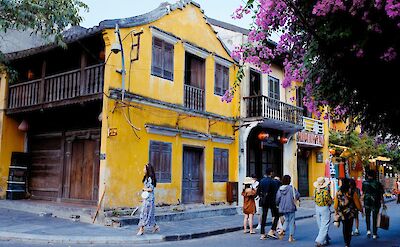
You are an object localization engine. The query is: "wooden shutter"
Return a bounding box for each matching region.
[149,141,172,183]
[222,66,229,93]
[214,64,222,95]
[268,76,280,100]
[163,43,174,81]
[213,148,229,182]
[152,38,163,77]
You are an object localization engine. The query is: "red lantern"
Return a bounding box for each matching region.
[329,148,336,155]
[258,132,269,140]
[280,137,288,144]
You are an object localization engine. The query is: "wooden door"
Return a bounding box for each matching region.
[29,132,63,200]
[64,130,100,203]
[297,156,309,197]
[182,147,203,204]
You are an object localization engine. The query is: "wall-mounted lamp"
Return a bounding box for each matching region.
[18,120,29,132]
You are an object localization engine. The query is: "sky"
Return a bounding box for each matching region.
[79,0,253,29]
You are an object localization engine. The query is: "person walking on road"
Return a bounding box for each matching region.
[242,177,257,234]
[334,178,364,247]
[137,164,159,236]
[362,170,385,239]
[258,168,280,240]
[313,177,333,247]
[349,179,361,236]
[275,175,300,243]
[395,178,400,204]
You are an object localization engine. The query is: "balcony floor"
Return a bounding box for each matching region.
[243,116,303,135]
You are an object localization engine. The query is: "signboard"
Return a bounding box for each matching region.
[316,152,323,163]
[297,132,324,147]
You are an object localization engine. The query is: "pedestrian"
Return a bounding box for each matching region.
[258,167,280,240]
[251,174,262,231]
[137,164,159,235]
[349,179,361,236]
[334,178,364,247]
[275,175,300,243]
[313,176,333,247]
[362,170,385,239]
[395,178,400,204]
[242,177,257,234]
[274,176,285,236]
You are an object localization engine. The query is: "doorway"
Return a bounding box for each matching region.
[297,154,309,197]
[182,146,204,203]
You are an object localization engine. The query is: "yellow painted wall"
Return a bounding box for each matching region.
[0,73,25,198]
[99,4,239,208]
[308,116,330,196]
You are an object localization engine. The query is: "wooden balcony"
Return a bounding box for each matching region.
[184,84,204,112]
[7,64,104,114]
[243,95,303,131]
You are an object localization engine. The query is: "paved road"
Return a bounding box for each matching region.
[1,202,399,247]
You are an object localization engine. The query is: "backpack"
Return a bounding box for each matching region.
[336,190,356,220]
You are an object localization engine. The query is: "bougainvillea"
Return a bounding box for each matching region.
[229,0,400,138]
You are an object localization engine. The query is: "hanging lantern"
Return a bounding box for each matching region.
[18,120,29,132]
[257,131,269,141]
[280,136,288,144]
[329,148,336,155]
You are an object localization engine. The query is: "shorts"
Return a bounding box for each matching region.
[255,197,261,215]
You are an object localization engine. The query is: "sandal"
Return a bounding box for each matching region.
[250,231,256,234]
[152,225,160,233]
[243,230,249,234]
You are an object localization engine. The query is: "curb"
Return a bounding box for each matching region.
[0,213,315,244]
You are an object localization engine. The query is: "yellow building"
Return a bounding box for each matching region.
[0,1,239,208]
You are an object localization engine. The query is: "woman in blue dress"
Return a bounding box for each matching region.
[137,164,159,235]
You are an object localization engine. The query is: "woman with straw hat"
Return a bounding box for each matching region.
[313,177,333,247]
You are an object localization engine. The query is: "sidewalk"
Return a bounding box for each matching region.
[0,206,315,244]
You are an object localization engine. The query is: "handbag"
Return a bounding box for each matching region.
[377,206,389,230]
[141,191,149,199]
[292,185,300,208]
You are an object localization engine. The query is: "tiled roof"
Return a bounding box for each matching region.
[3,0,235,61]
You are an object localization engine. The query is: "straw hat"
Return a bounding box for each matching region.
[313,177,330,189]
[243,177,255,185]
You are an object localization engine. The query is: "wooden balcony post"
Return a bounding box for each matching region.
[38,60,46,104]
[80,52,87,96]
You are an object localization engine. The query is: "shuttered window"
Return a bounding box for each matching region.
[149,141,172,183]
[213,148,229,182]
[268,76,280,100]
[151,37,174,81]
[214,63,229,96]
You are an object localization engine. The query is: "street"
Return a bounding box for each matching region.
[0,202,399,247]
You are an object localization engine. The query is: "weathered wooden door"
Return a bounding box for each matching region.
[29,132,63,200]
[297,156,309,197]
[64,130,100,203]
[182,147,203,204]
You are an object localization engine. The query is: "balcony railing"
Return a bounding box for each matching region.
[303,117,324,135]
[8,63,104,111]
[243,95,303,126]
[184,84,204,111]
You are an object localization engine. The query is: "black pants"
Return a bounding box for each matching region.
[365,208,379,235]
[397,194,400,204]
[260,204,279,234]
[342,217,354,246]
